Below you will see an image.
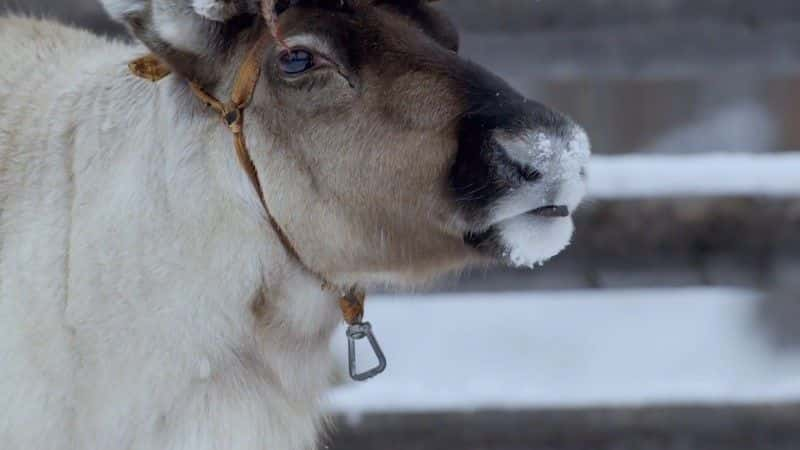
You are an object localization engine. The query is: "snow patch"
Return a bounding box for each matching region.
[496,127,590,184]
[328,288,800,415]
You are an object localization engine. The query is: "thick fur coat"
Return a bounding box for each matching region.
[0,17,340,450]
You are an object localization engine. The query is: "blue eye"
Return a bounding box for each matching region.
[279,49,315,75]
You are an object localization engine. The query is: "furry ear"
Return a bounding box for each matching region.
[192,0,258,22]
[101,0,148,20]
[102,0,259,23]
[99,0,261,83]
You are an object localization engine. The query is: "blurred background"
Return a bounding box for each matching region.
[3,0,799,448]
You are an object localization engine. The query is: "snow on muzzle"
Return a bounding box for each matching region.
[462,125,591,268]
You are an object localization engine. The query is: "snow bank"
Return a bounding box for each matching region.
[588,153,800,198]
[327,288,800,415]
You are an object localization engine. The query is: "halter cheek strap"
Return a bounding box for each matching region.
[128,34,386,381]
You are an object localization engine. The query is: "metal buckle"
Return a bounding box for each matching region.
[346,322,387,382]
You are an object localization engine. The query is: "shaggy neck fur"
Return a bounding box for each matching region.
[0,17,341,450]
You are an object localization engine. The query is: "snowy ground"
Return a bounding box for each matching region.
[328,288,800,417]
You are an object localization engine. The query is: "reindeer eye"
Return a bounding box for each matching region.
[279,49,315,75]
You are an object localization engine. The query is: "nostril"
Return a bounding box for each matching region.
[516,164,542,183]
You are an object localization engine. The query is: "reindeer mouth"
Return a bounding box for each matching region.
[464,204,574,268]
[527,204,570,218]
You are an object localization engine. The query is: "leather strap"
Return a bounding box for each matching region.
[339,287,367,325]
[129,34,366,326]
[128,54,172,82]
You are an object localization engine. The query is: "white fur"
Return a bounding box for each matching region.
[490,127,590,267]
[497,215,575,268]
[0,17,340,450]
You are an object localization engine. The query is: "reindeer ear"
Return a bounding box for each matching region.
[100,0,261,84]
[101,0,148,21]
[193,0,260,21]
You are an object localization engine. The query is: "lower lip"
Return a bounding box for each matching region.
[465,205,570,248]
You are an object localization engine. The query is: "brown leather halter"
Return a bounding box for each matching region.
[129,28,386,381]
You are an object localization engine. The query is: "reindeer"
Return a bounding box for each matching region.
[0,1,590,449]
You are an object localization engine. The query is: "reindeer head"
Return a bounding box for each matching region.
[104,0,591,286]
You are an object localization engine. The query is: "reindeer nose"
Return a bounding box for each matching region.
[494,122,590,189]
[449,59,590,220]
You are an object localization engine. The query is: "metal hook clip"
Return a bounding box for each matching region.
[346,322,387,382]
